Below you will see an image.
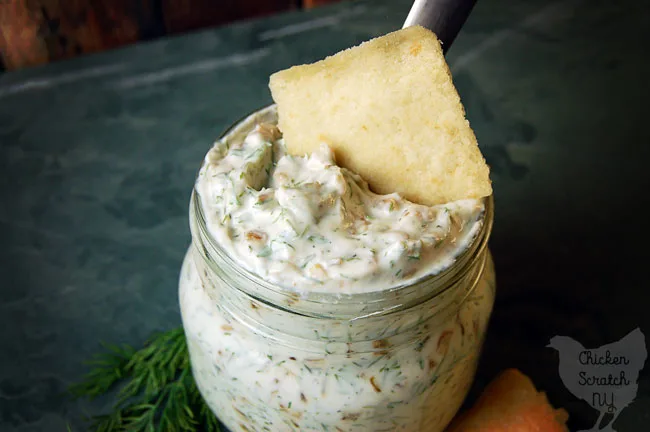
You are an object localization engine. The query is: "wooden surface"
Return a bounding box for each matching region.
[0,0,143,70]
[161,0,298,34]
[0,0,340,71]
[303,0,341,7]
[0,0,51,69]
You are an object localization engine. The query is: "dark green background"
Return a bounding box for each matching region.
[1,0,649,430]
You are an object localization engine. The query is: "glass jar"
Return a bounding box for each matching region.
[179,105,496,432]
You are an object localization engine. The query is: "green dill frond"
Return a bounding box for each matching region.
[69,342,135,399]
[69,327,221,432]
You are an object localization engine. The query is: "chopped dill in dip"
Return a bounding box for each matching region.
[195,123,484,294]
[181,109,496,432]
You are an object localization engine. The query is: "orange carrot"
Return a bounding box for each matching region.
[446,369,569,432]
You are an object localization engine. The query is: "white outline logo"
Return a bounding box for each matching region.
[547,327,646,431]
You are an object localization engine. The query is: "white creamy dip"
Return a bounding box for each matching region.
[180,250,495,432]
[180,107,496,432]
[195,120,484,294]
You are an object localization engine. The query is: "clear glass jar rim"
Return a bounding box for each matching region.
[189,104,494,318]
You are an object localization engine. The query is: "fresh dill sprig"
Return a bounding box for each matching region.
[69,327,221,432]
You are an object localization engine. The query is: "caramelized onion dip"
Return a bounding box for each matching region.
[179,108,496,432]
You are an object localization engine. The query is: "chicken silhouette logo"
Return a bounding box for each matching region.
[547,327,647,432]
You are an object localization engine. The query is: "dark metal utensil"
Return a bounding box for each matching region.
[403,0,478,53]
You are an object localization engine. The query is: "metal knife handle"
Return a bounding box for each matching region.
[403,0,478,53]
